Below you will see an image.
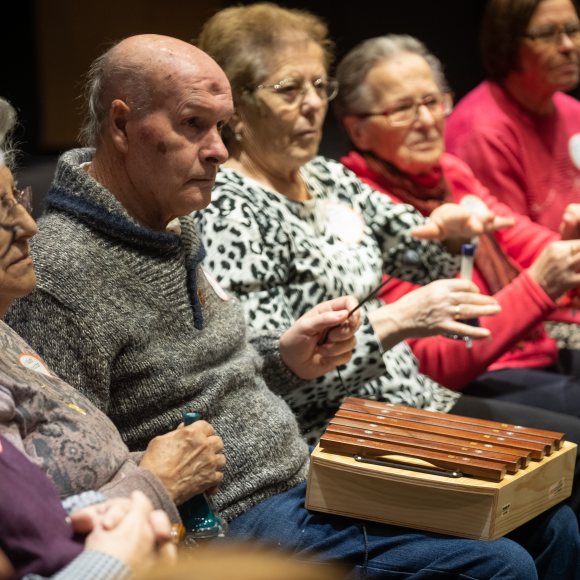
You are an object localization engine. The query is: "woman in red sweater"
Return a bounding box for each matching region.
[335,34,580,413]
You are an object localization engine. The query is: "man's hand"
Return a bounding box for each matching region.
[411,202,514,242]
[140,422,225,504]
[279,295,360,380]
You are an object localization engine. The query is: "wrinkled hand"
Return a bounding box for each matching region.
[528,240,580,300]
[140,422,225,504]
[369,279,500,350]
[411,202,514,241]
[280,295,361,380]
[70,491,176,571]
[559,203,580,241]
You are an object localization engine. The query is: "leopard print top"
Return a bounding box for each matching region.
[196,157,461,442]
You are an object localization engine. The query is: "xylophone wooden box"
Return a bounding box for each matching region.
[306,397,577,540]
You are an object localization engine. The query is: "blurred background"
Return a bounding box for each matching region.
[3,0,578,212]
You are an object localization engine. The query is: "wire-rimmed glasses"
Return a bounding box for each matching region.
[355,92,453,127]
[253,77,339,106]
[0,186,33,260]
[523,22,580,45]
[0,186,32,224]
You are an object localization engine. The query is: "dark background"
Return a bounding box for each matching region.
[2,0,578,209]
[2,0,488,157]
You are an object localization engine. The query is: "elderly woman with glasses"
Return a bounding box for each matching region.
[447,0,580,352]
[336,33,580,436]
[193,1,580,470]
[447,0,580,234]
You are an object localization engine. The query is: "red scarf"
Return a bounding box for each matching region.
[364,155,521,294]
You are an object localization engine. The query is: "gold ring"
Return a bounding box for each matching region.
[453,304,461,320]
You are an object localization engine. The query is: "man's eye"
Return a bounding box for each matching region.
[217,121,226,134]
[185,118,201,129]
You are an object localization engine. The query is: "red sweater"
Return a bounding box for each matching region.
[446,80,580,233]
[341,150,560,390]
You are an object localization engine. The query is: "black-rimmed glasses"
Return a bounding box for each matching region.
[355,93,453,127]
[523,22,580,45]
[253,77,339,106]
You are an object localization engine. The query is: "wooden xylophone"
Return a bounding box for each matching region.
[306,397,577,540]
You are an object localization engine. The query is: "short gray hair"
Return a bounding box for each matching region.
[78,44,153,147]
[334,34,449,119]
[0,98,17,168]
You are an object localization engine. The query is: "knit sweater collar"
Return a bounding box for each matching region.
[46,148,188,251]
[45,148,207,329]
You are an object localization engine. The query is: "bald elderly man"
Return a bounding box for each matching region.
[7,34,580,579]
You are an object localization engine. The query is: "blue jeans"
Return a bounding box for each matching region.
[228,483,580,579]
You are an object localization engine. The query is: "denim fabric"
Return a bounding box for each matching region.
[228,483,580,579]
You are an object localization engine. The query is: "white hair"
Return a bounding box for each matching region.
[0,98,17,168]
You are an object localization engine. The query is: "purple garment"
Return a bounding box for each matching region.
[0,434,83,578]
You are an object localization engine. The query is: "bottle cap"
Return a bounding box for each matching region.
[461,243,475,257]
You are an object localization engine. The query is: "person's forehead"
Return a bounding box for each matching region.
[153,64,233,111]
[368,54,437,93]
[263,40,326,75]
[529,0,578,25]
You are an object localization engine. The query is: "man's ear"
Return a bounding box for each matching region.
[109,99,131,153]
[342,115,371,151]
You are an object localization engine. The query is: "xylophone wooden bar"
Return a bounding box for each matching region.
[306,397,577,540]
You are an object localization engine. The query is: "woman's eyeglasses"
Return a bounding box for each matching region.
[523,22,580,46]
[0,186,32,225]
[253,77,339,106]
[0,186,33,260]
[355,93,453,127]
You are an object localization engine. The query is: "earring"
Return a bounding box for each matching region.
[234,132,243,142]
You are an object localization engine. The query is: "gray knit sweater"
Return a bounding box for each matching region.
[6,148,309,521]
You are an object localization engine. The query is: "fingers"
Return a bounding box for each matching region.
[449,301,501,320]
[312,295,359,315]
[490,216,515,230]
[148,509,173,544]
[69,497,132,533]
[560,205,580,240]
[450,290,500,307]
[443,321,492,339]
[68,511,96,535]
[410,221,443,240]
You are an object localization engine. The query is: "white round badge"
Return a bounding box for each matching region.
[568,134,580,170]
[324,202,365,244]
[19,353,53,377]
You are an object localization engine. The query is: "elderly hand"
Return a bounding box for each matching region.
[411,202,514,242]
[70,491,176,572]
[140,422,225,504]
[368,278,500,351]
[280,295,361,380]
[559,203,580,241]
[528,240,580,300]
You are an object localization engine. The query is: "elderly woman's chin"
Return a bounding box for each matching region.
[395,144,444,175]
